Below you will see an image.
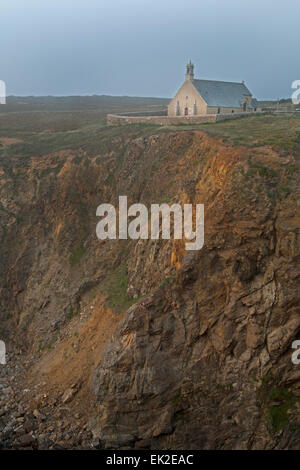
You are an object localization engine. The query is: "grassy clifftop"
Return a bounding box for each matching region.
[1,98,300,162]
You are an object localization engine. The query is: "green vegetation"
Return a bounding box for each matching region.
[38,334,58,352]
[101,264,136,314]
[69,244,86,266]
[1,97,300,167]
[0,95,169,115]
[231,148,299,206]
[0,120,161,161]
[167,114,300,158]
[0,95,163,161]
[65,304,79,321]
[246,162,278,178]
[159,273,175,289]
[258,375,300,434]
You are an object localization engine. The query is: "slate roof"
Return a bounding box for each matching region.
[191,79,257,108]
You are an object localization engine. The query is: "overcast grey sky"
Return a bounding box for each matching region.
[1,0,299,99]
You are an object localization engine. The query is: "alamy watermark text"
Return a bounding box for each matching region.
[96,196,204,251]
[0,81,6,105]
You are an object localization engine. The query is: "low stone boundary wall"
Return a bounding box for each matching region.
[115,110,167,117]
[107,114,217,125]
[107,111,263,126]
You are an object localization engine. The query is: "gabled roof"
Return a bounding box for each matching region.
[191,79,256,108]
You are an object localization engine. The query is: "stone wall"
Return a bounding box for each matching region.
[107,112,261,126]
[116,110,167,117]
[207,106,255,115]
[107,114,216,125]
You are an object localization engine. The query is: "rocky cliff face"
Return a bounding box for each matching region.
[0,128,299,449]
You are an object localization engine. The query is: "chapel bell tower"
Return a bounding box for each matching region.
[185,60,194,80]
